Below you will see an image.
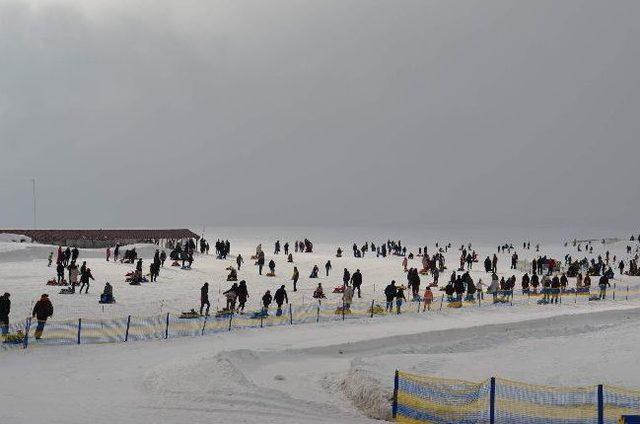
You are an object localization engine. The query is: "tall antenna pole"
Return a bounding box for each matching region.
[31,178,37,229]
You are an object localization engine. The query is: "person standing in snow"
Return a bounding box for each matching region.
[200,283,210,316]
[325,260,332,277]
[343,268,351,287]
[262,290,272,313]
[0,293,10,336]
[237,280,249,313]
[223,283,238,311]
[274,285,288,315]
[384,281,397,312]
[68,263,79,292]
[79,267,94,294]
[343,285,354,310]
[599,275,611,300]
[236,254,243,270]
[32,294,53,340]
[291,266,299,292]
[56,262,65,284]
[351,269,363,298]
[395,286,407,314]
[257,253,265,275]
[422,286,433,312]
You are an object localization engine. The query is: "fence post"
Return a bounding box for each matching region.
[228,313,233,332]
[23,317,31,349]
[342,299,345,321]
[489,377,496,424]
[575,291,578,304]
[510,290,514,306]
[289,304,293,325]
[77,318,82,344]
[125,315,131,342]
[316,304,320,323]
[597,384,604,424]
[613,283,616,300]
[201,315,207,336]
[439,294,444,311]
[392,370,399,419]
[165,312,169,339]
[370,299,375,318]
[626,285,629,301]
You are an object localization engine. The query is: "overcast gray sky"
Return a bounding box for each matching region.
[0,0,638,229]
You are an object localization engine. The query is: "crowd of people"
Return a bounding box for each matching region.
[3,234,640,343]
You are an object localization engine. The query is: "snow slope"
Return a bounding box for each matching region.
[3,306,640,423]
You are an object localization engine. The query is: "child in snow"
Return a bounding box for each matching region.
[422,286,433,311]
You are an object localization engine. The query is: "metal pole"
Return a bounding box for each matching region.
[201,315,207,336]
[489,377,496,424]
[392,370,399,419]
[31,178,37,229]
[125,315,131,341]
[597,384,604,424]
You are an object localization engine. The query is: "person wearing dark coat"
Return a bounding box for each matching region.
[351,269,363,298]
[0,293,10,335]
[325,260,332,277]
[274,285,288,312]
[150,261,160,282]
[32,294,53,339]
[262,290,272,311]
[257,254,265,275]
[343,269,351,286]
[530,273,539,293]
[71,247,79,263]
[384,281,397,312]
[521,273,530,294]
[237,280,249,312]
[56,262,65,283]
[484,256,492,273]
[268,259,276,275]
[550,276,561,303]
[599,275,611,300]
[454,277,466,301]
[200,283,210,316]
[100,283,114,304]
[79,268,94,294]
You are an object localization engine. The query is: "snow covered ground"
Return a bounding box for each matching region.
[1,226,640,423]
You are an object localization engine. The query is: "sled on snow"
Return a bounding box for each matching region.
[367,304,385,315]
[179,310,202,319]
[2,331,25,345]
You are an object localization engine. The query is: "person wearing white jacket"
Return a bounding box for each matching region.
[343,285,354,310]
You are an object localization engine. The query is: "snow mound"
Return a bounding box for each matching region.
[324,366,392,421]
